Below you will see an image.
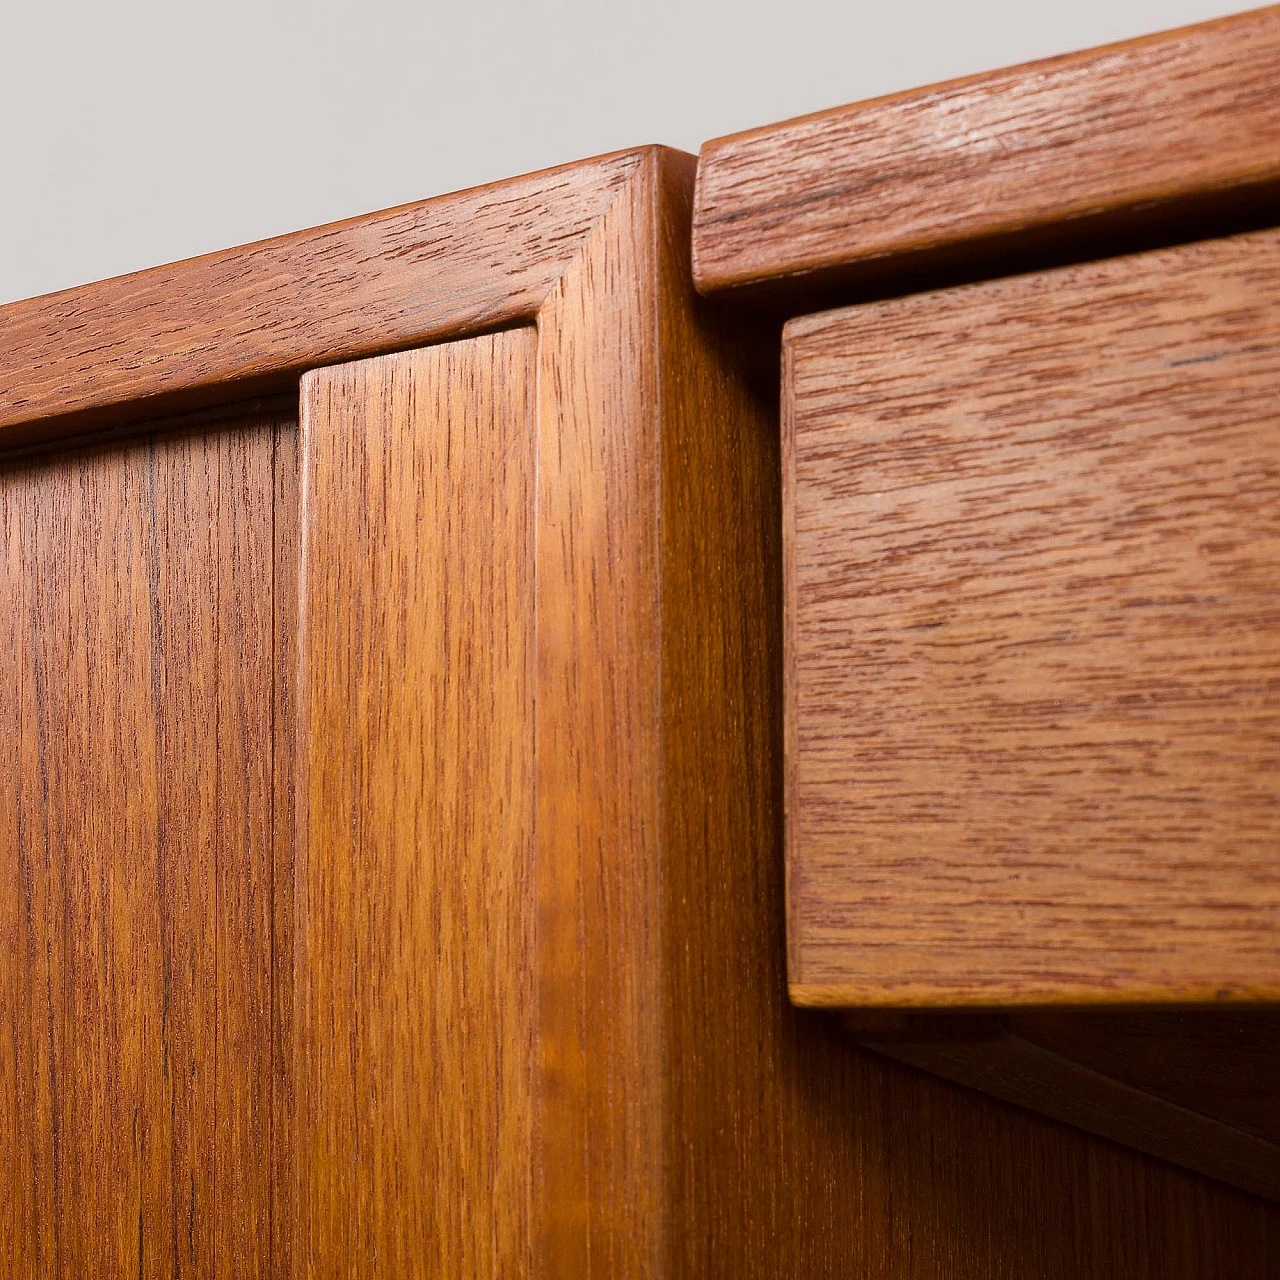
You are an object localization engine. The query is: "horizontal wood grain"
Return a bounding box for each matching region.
[0,409,295,1277]
[784,226,1280,1007]
[694,5,1280,298]
[0,151,642,448]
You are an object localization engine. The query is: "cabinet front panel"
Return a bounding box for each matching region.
[295,332,538,1277]
[0,412,296,1277]
[784,226,1280,1006]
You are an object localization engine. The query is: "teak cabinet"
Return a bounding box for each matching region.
[696,0,1280,1221]
[3,6,1279,1279]
[1,151,838,1278]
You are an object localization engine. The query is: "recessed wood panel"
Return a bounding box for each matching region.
[0,410,296,1277]
[294,332,538,1276]
[784,226,1280,1006]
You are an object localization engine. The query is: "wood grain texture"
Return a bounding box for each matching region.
[530,147,1280,1277]
[1018,1008,1280,1146]
[0,152,641,448]
[282,149,1280,1278]
[654,150,870,1278]
[0,410,295,1277]
[784,225,1280,1007]
[529,147,885,1276]
[532,144,664,1277]
[294,333,538,1277]
[7,146,1277,1278]
[693,4,1280,297]
[849,1010,1280,1201]
[271,419,300,1280]
[823,1051,1280,1276]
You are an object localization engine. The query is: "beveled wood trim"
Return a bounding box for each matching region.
[0,150,646,448]
[693,5,1280,299]
[282,146,881,1274]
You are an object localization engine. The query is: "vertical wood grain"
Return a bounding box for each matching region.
[271,422,300,1280]
[533,152,665,1280]
[7,149,1272,1280]
[0,410,294,1278]
[147,428,219,1280]
[530,150,1280,1277]
[655,150,878,1277]
[855,1010,1280,1201]
[214,421,286,1277]
[295,332,538,1277]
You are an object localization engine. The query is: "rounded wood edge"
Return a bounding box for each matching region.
[691,5,1280,297]
[790,982,1280,1009]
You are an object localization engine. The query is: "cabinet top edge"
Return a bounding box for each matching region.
[0,146,689,450]
[692,5,1280,300]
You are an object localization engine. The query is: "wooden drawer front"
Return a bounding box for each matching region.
[784,227,1280,1008]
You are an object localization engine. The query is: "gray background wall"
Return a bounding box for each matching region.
[0,0,1254,305]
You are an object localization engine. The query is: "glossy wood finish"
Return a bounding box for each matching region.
[783,225,1280,1009]
[5,145,1279,1276]
[283,149,875,1278]
[1,409,296,1277]
[288,154,1280,1275]
[530,151,664,1270]
[528,154,860,1275]
[270,420,300,1280]
[0,152,641,449]
[296,334,537,1275]
[693,5,1280,299]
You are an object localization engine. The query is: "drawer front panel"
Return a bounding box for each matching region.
[784,227,1280,1006]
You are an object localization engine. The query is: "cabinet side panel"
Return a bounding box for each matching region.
[0,413,287,1278]
[652,151,880,1276]
[295,332,538,1277]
